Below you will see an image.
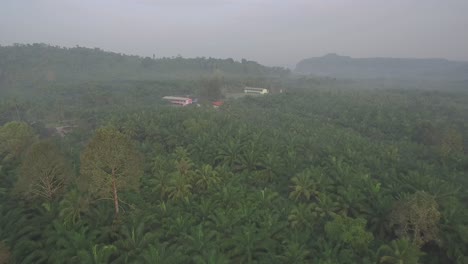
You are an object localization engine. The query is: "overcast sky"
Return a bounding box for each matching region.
[1,0,467,67]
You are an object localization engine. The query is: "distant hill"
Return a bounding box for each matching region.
[295,53,468,80]
[0,43,290,86]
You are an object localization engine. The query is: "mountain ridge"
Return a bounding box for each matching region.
[0,43,290,86]
[295,54,468,80]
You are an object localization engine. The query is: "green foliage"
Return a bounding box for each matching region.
[15,140,72,201]
[378,238,424,264]
[80,127,143,216]
[167,172,193,203]
[0,43,290,88]
[140,243,186,263]
[0,121,36,162]
[58,189,90,227]
[277,241,310,263]
[0,79,467,263]
[198,77,224,101]
[193,165,221,192]
[77,244,117,264]
[325,214,374,251]
[390,191,441,247]
[289,168,322,201]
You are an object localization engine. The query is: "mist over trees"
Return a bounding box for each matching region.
[0,43,290,87]
[0,42,467,263]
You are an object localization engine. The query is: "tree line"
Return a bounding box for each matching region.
[0,43,290,90]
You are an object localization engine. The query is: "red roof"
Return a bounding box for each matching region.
[212,101,224,106]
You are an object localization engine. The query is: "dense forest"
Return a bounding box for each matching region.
[0,45,467,264]
[0,44,290,92]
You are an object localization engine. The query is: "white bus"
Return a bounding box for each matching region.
[162,96,193,106]
[244,87,269,95]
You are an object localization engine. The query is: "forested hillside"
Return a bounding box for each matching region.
[1,80,467,263]
[295,53,468,80]
[2,0,467,262]
[0,44,290,87]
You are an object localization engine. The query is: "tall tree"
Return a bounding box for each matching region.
[199,76,223,101]
[390,191,441,247]
[80,127,143,216]
[439,127,464,157]
[15,140,71,201]
[0,121,36,162]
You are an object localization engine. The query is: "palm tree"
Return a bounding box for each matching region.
[45,222,99,263]
[289,171,318,202]
[257,188,280,209]
[174,157,194,179]
[378,238,424,264]
[194,197,219,222]
[164,213,197,246]
[334,185,363,217]
[193,249,230,264]
[434,200,467,263]
[215,138,244,169]
[206,208,239,234]
[194,164,221,192]
[167,172,192,202]
[357,194,393,239]
[189,134,217,165]
[76,244,117,264]
[173,147,191,163]
[288,203,314,230]
[257,152,281,184]
[58,189,90,227]
[140,243,186,263]
[313,193,341,217]
[113,216,158,263]
[148,172,172,201]
[311,238,343,264]
[277,241,310,264]
[181,225,219,258]
[284,148,301,174]
[211,183,243,210]
[4,205,51,264]
[223,224,275,264]
[239,136,264,172]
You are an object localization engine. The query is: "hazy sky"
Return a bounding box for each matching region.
[1,0,467,67]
